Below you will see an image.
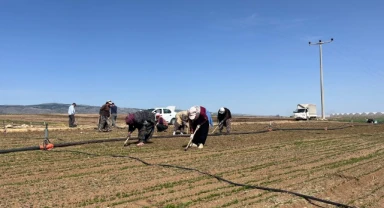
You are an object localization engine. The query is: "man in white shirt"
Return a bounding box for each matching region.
[68,103,77,127]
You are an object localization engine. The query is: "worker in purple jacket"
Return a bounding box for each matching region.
[188,105,209,149]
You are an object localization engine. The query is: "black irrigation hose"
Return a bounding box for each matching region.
[0,146,41,154]
[0,129,273,154]
[54,149,356,208]
[2,122,379,155]
[0,125,359,155]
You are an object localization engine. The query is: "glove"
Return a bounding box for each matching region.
[172,131,176,135]
[190,134,194,139]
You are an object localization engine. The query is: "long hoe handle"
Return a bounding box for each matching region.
[211,125,219,134]
[184,127,200,151]
[211,121,223,134]
[124,134,130,146]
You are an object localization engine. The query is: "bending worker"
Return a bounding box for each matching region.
[173,110,188,135]
[188,105,209,149]
[124,110,156,147]
[217,107,232,134]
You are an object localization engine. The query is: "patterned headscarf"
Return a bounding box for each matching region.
[125,113,135,125]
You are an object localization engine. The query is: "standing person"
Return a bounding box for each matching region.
[68,103,77,127]
[218,107,232,134]
[155,113,168,132]
[124,110,156,146]
[173,110,188,135]
[98,100,112,132]
[188,105,209,149]
[110,103,118,127]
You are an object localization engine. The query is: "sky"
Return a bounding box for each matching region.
[1,0,384,116]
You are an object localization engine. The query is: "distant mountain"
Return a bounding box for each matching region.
[0,103,141,114]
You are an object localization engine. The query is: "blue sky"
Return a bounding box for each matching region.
[1,0,383,116]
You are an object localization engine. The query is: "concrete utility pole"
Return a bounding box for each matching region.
[309,38,333,120]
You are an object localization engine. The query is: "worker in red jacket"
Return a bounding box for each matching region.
[155,113,168,132]
[188,105,209,149]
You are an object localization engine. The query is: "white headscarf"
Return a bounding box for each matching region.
[188,106,200,120]
[219,107,225,114]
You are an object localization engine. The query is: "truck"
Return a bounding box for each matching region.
[293,104,317,120]
[148,106,177,125]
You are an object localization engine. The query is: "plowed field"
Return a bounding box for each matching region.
[1,115,383,208]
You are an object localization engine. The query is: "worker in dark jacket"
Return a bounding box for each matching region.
[217,107,232,134]
[188,105,209,149]
[98,100,112,132]
[110,103,118,127]
[124,110,156,146]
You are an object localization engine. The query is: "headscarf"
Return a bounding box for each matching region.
[188,106,200,120]
[125,113,135,125]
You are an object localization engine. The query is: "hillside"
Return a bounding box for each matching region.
[0,103,141,114]
[0,103,275,117]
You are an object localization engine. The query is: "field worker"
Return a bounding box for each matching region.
[110,102,118,127]
[125,110,156,146]
[98,100,112,132]
[188,105,209,149]
[68,103,77,127]
[217,107,232,134]
[155,113,168,132]
[173,111,188,135]
[206,110,214,128]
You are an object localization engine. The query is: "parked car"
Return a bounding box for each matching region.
[148,106,177,125]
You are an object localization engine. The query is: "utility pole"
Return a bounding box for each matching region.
[309,38,333,120]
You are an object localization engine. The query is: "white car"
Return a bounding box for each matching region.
[148,106,177,125]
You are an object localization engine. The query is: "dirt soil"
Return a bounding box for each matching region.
[0,115,383,208]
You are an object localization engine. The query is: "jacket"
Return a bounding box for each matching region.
[206,111,213,127]
[100,104,111,117]
[176,111,188,125]
[217,107,232,123]
[126,110,156,132]
[157,116,168,126]
[110,105,117,114]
